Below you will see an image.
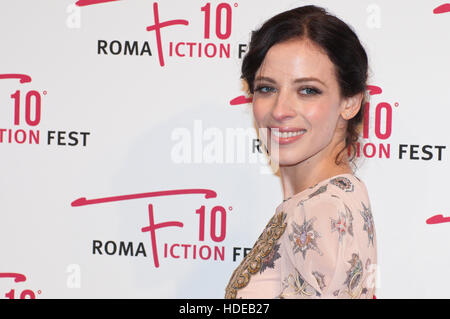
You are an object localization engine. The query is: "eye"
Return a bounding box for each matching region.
[254,85,276,94]
[299,87,322,96]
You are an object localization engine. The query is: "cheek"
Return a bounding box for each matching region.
[304,101,338,134]
[252,100,270,125]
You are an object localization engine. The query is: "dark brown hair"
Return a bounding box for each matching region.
[242,5,368,167]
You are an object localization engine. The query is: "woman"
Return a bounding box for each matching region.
[225,5,377,299]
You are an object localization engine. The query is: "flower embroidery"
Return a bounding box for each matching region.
[289,213,322,259]
[360,201,375,247]
[330,203,354,242]
[224,211,287,299]
[330,176,354,192]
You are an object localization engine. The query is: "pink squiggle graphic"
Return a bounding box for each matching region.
[426,214,450,224]
[366,85,382,95]
[0,74,32,84]
[433,3,450,14]
[0,273,27,283]
[230,95,253,106]
[71,188,217,207]
[76,0,121,7]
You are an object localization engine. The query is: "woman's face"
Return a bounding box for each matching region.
[252,38,350,167]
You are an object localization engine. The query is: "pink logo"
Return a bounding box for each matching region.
[72,188,219,268]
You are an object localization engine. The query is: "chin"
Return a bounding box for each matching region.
[278,158,306,167]
[270,148,309,167]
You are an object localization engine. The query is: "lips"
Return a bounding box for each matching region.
[269,127,306,145]
[271,126,306,132]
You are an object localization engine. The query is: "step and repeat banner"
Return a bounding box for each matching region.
[0,0,449,299]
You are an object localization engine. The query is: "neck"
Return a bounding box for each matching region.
[278,140,352,200]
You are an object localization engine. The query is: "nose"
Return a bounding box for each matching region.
[271,89,297,122]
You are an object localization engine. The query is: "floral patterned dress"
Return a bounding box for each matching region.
[225,173,377,299]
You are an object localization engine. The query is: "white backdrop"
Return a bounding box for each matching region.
[0,0,449,299]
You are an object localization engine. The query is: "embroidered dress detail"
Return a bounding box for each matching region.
[330,203,354,242]
[224,173,377,299]
[341,253,364,298]
[277,269,319,298]
[312,271,326,290]
[360,201,375,247]
[330,176,354,192]
[260,243,281,273]
[224,210,287,299]
[298,184,328,205]
[288,213,323,259]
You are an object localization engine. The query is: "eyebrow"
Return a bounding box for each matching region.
[254,76,327,87]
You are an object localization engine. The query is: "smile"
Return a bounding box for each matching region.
[270,128,307,145]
